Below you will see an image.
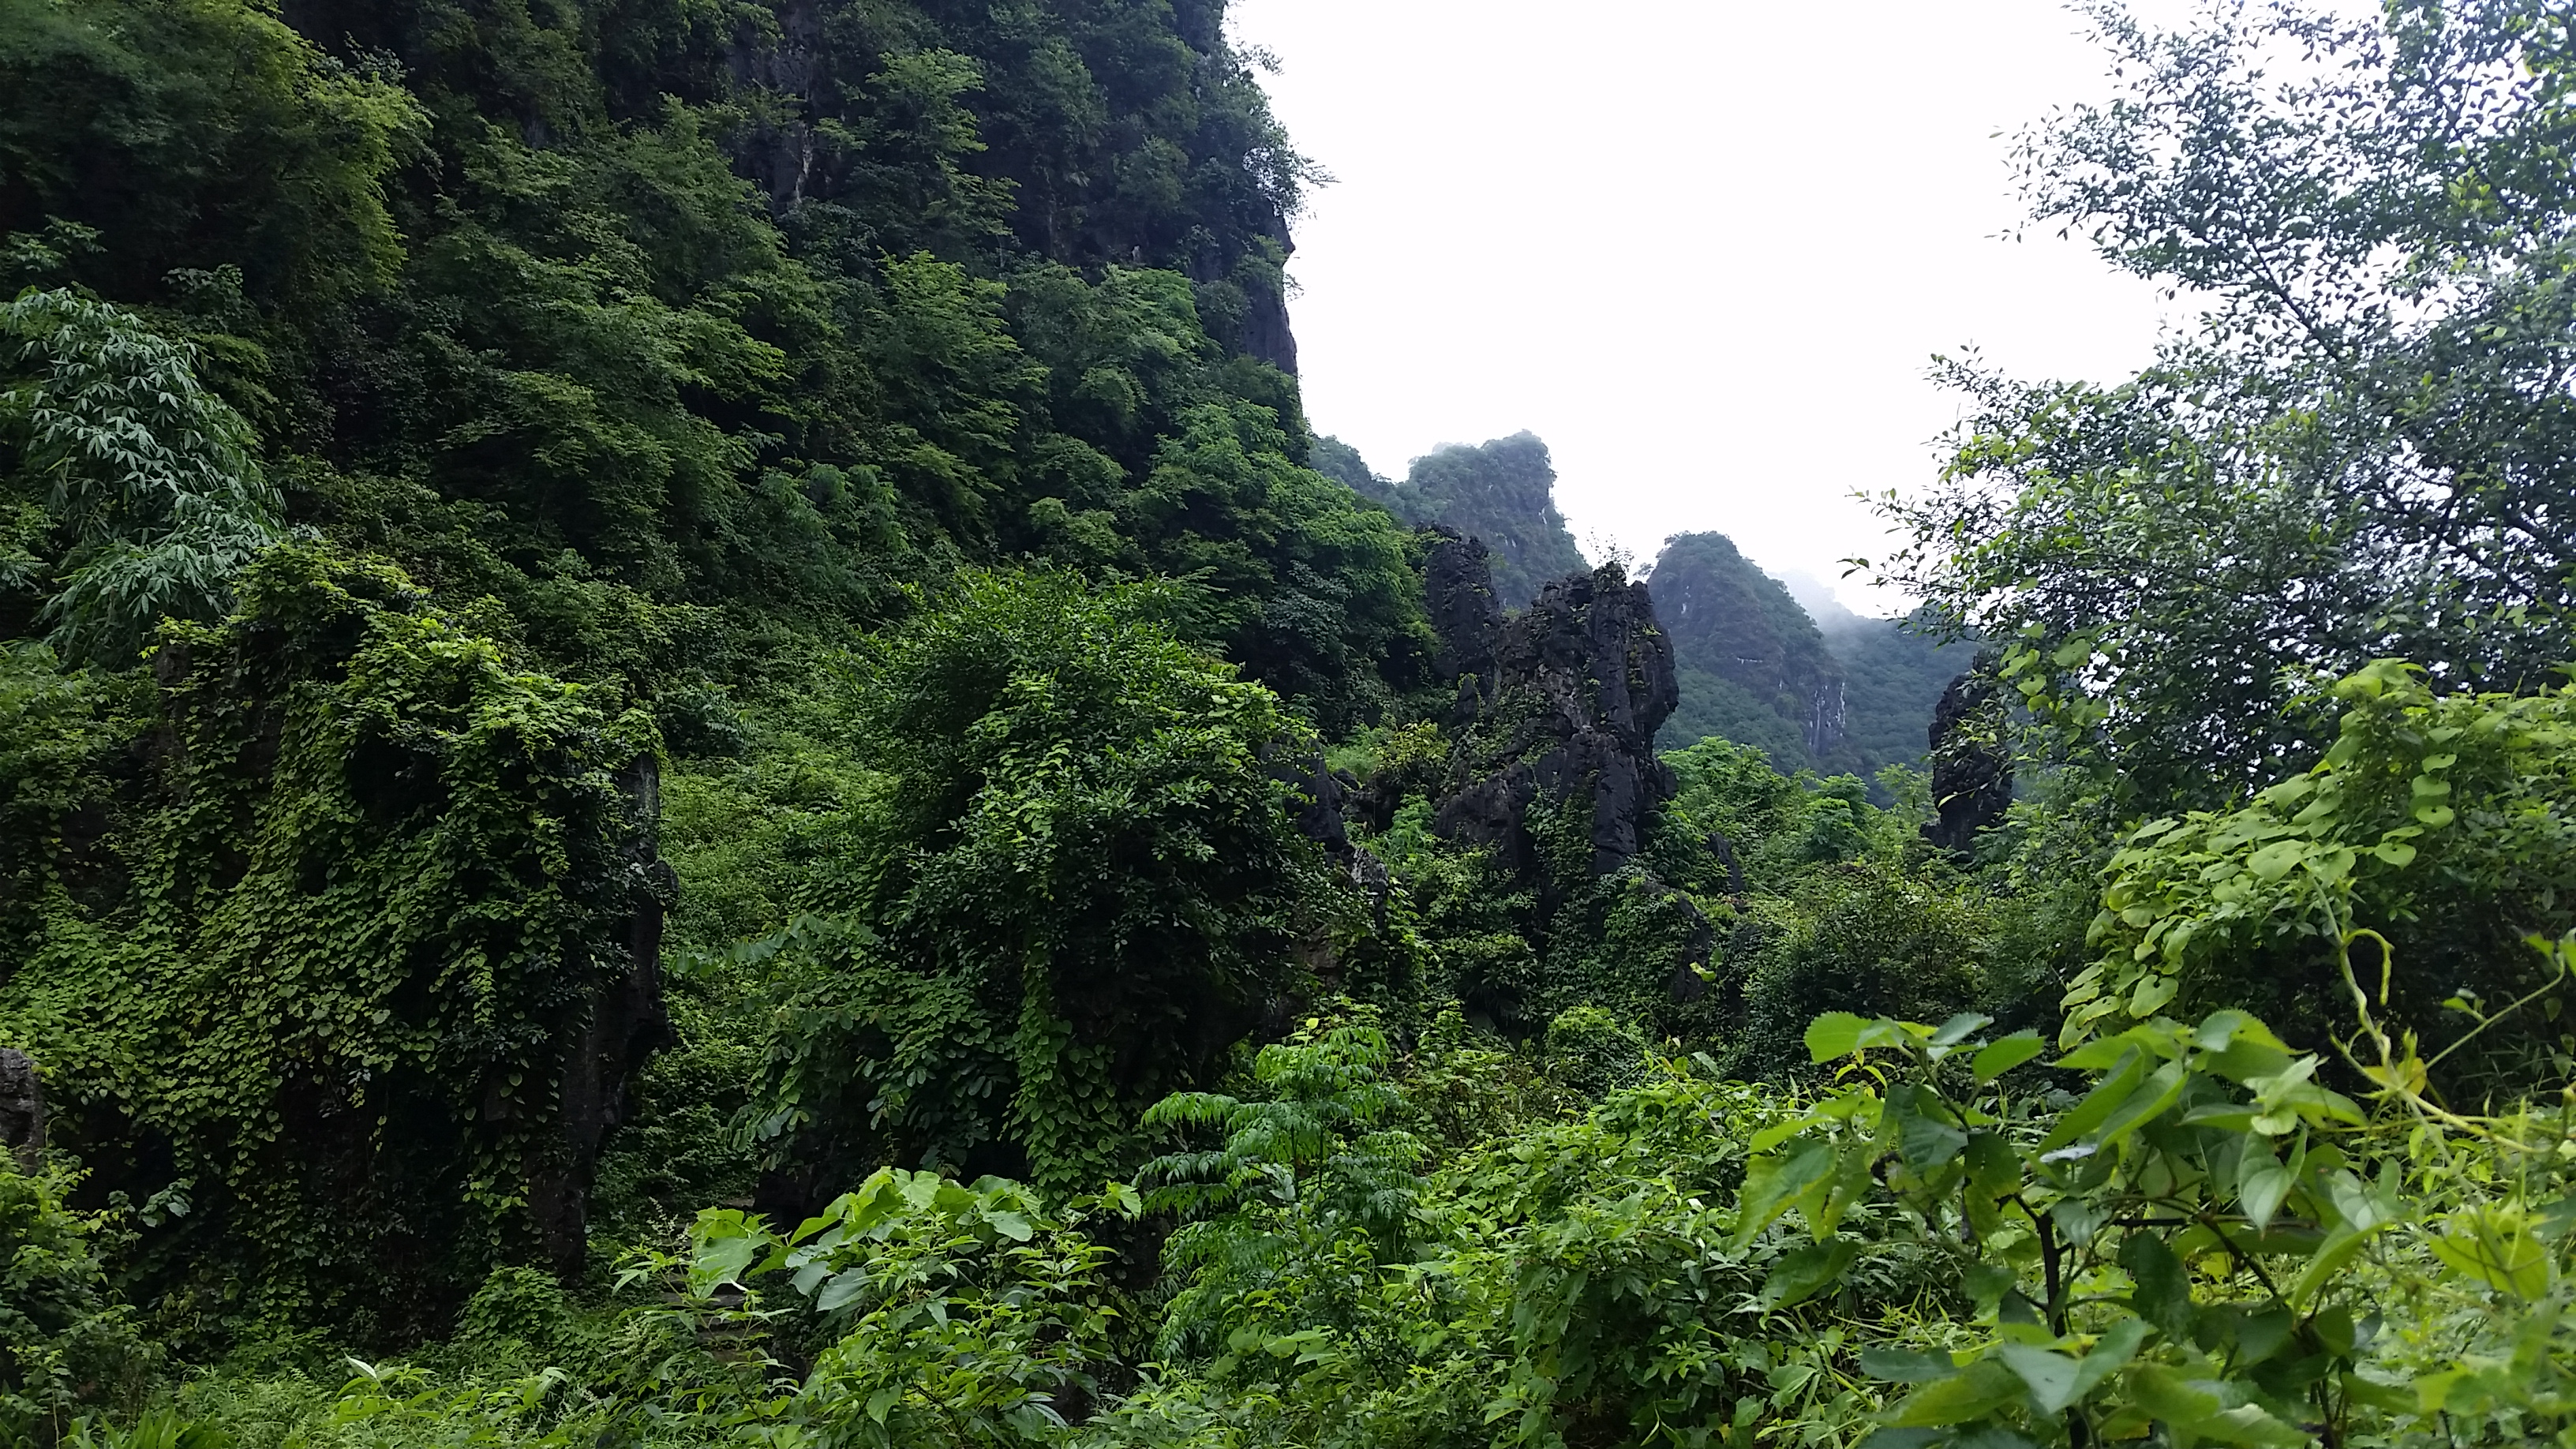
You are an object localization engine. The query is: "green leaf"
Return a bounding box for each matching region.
[1884,1358,2027,1426]
[2039,1050,2147,1153]
[1888,1084,1968,1170]
[816,1267,869,1312]
[2237,1155,2295,1231]
[1930,1012,1994,1048]
[2093,1059,2188,1150]
[2128,1368,2305,1445]
[1972,1031,2046,1082]
[2248,840,2305,881]
[1995,1343,2081,1415]
[2431,1207,2551,1298]
[1731,1138,1837,1249]
[1804,1012,1896,1062]
[1860,1348,1964,1383]
[2119,1232,2196,1340]
[1759,1238,1859,1309]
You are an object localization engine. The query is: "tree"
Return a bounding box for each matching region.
[743,570,1339,1200]
[0,290,280,661]
[1878,0,2576,806]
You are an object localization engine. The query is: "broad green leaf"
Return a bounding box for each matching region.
[1750,1108,1831,1155]
[1859,1348,1964,1383]
[1883,1358,2027,1427]
[2238,1155,2296,1231]
[2129,973,2179,1017]
[2075,1319,2150,1402]
[1930,1012,1994,1048]
[1996,1343,2081,1415]
[1888,1084,1969,1170]
[816,1266,869,1313]
[1731,1138,1836,1248]
[2431,1207,2551,1298]
[2119,1232,2196,1340]
[1805,1013,1907,1061]
[1759,1238,1859,1309]
[1805,1012,1869,1061]
[2289,1223,2381,1308]
[2198,1405,2309,1446]
[2094,1060,2189,1150]
[2126,1364,2225,1426]
[1972,1031,2046,1082]
[2248,840,2304,882]
[2000,1320,2147,1414]
[2039,1051,2147,1153]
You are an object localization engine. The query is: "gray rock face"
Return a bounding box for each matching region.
[1422,526,1502,691]
[529,753,676,1279]
[0,1046,45,1171]
[1923,658,2013,856]
[1436,561,1681,881]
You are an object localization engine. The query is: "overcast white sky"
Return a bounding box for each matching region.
[1228,0,2201,614]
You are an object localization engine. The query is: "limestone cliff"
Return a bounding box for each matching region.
[1433,559,1679,882]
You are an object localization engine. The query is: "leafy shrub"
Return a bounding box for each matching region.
[0,545,666,1327]
[1541,1004,1649,1098]
[0,290,280,661]
[740,570,1341,1197]
[1140,1018,1424,1357]
[0,1159,149,1443]
[1724,859,1987,1078]
[1759,994,2576,1447]
[2076,661,2576,1079]
[687,1167,1125,1449]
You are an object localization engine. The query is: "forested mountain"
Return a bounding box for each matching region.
[7,2,2576,1447]
[1649,532,1965,784]
[1310,431,1584,605]
[0,0,1429,724]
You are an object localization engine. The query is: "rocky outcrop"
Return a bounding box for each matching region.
[1923,657,2013,856]
[1,1047,44,1171]
[1423,527,1501,698]
[530,754,676,1280]
[1435,561,1680,882]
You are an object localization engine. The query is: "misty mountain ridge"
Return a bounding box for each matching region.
[1319,433,1964,781]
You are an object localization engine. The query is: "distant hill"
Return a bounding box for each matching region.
[1646,533,1968,782]
[1313,432,1586,606]
[1651,533,1846,767]
[1316,436,1960,779]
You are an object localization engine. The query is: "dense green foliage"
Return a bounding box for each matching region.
[721,571,1339,1199]
[5,1,2576,1447]
[0,1160,148,1443]
[1877,0,2576,809]
[2,545,665,1333]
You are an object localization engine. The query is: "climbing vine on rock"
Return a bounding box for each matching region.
[0,545,666,1335]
